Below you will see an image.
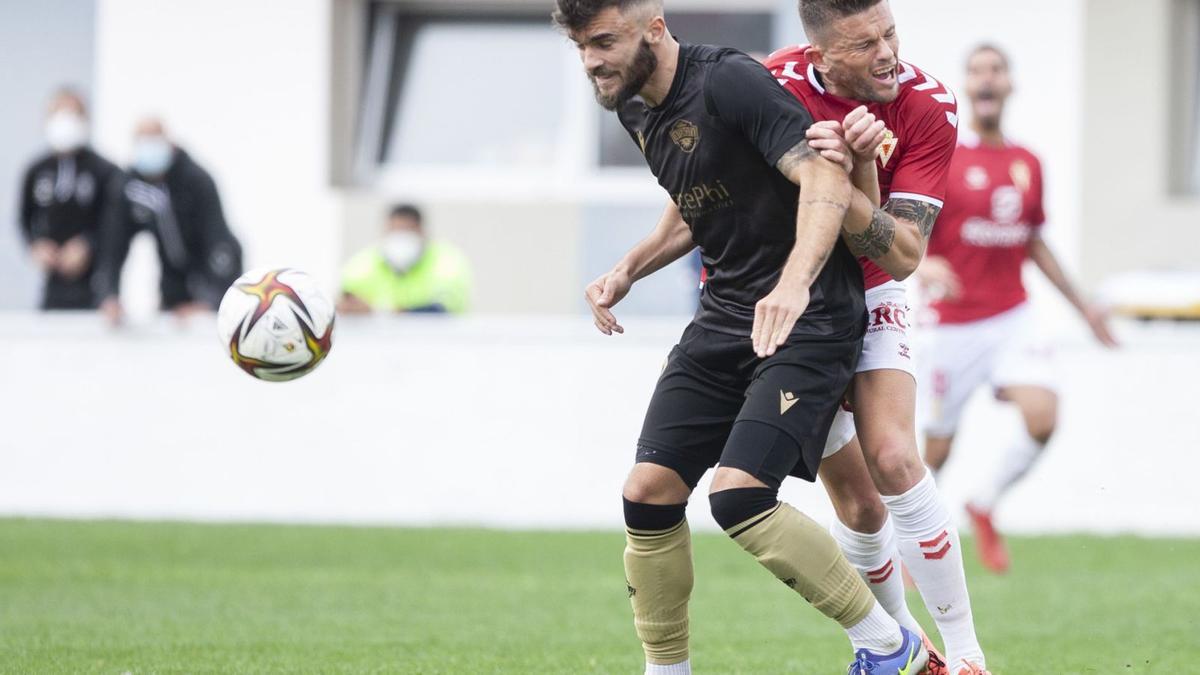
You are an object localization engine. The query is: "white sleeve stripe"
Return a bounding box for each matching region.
[888,192,945,209]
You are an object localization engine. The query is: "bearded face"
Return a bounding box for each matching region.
[589,38,658,111]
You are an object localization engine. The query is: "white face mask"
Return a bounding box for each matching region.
[45,111,88,153]
[132,136,174,176]
[382,230,424,272]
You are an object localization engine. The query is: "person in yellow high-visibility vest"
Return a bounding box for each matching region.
[338,204,471,315]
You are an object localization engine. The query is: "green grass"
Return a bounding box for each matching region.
[0,519,1196,673]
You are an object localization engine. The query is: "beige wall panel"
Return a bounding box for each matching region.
[339,193,581,314]
[1082,0,1200,284]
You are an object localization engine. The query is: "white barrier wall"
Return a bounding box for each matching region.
[1,313,1196,536]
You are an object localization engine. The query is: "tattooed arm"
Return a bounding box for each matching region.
[841,190,940,281]
[750,140,851,357]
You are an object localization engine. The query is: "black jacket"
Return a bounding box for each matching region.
[95,148,243,309]
[18,147,122,249]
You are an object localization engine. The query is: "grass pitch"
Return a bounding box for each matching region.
[0,519,1195,673]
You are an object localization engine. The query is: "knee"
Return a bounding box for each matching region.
[866,436,926,494]
[623,463,692,505]
[708,486,778,532]
[834,492,888,533]
[622,481,665,504]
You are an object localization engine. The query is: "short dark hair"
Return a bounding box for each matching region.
[49,86,88,116]
[798,0,884,40]
[967,43,1010,70]
[389,204,422,225]
[551,0,656,33]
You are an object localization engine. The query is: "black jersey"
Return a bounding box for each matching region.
[617,43,864,339]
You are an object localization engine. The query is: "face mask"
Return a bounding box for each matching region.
[45,111,88,153]
[381,231,424,272]
[132,137,174,176]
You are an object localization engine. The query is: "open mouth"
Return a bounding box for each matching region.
[872,65,897,84]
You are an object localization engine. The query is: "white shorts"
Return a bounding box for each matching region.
[921,302,1057,438]
[822,281,916,458]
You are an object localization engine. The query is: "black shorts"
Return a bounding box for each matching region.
[636,322,861,489]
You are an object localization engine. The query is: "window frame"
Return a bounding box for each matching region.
[354,1,777,204]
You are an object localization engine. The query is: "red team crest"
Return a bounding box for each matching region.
[878,128,898,167]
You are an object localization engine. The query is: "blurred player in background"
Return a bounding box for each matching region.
[338,204,471,315]
[765,2,987,672]
[95,117,242,325]
[555,1,928,673]
[17,89,121,310]
[919,44,1118,575]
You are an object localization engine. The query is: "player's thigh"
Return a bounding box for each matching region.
[851,368,926,493]
[718,338,860,488]
[635,332,747,494]
[922,323,996,438]
[818,436,888,533]
[852,368,917,447]
[996,384,1058,441]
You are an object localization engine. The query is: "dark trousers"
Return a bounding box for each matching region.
[41,274,96,310]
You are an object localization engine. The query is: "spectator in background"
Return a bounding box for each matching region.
[338,205,471,315]
[96,118,242,325]
[17,88,122,309]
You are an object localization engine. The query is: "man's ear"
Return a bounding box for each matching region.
[645,15,666,44]
[808,45,830,74]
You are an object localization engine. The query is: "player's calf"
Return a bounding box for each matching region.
[624,497,693,671]
[820,446,922,635]
[881,470,985,669]
[708,460,904,657]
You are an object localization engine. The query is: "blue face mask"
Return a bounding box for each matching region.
[133,137,174,176]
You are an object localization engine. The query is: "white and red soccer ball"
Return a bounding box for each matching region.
[217,268,335,382]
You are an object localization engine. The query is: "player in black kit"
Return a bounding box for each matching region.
[553,1,927,674]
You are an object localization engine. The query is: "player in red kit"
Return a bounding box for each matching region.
[765,2,988,673]
[919,44,1118,575]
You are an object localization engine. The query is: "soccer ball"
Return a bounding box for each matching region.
[217,268,335,381]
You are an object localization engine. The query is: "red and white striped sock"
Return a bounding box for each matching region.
[830,516,923,635]
[881,470,985,668]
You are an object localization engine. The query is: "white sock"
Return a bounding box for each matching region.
[831,516,923,635]
[845,601,904,654]
[882,470,985,668]
[973,427,1045,512]
[645,659,691,675]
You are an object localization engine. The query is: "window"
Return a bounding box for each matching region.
[357,4,775,179]
[384,22,565,167]
[597,12,775,167]
[1170,0,1200,195]
[356,8,572,174]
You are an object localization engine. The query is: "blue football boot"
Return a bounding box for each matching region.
[846,626,929,675]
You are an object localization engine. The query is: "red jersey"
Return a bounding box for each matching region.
[926,133,1046,324]
[763,45,959,290]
